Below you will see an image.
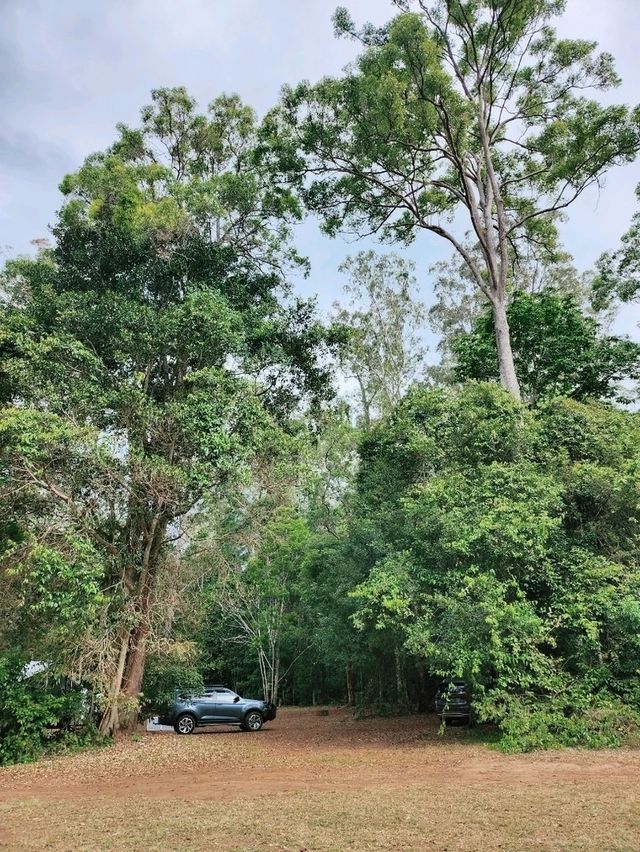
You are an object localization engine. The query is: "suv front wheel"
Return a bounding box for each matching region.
[175,713,196,735]
[242,711,264,732]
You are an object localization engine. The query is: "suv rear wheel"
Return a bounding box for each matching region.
[243,711,263,732]
[174,713,196,735]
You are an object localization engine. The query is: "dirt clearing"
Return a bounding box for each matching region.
[0,707,638,851]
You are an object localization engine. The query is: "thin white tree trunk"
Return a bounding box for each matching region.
[491,296,522,402]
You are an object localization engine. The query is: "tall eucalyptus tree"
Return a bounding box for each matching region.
[263,0,640,399]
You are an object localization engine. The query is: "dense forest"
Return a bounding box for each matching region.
[2,0,640,763]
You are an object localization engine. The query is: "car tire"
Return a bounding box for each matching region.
[174,713,196,735]
[243,711,263,732]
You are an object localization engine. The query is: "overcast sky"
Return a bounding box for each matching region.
[2,0,639,346]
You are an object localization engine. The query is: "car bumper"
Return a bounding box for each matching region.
[435,702,470,719]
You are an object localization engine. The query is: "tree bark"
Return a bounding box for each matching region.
[272,649,280,705]
[101,513,168,734]
[394,645,408,706]
[491,296,522,402]
[346,659,355,707]
[98,626,130,736]
[122,614,148,688]
[415,661,429,713]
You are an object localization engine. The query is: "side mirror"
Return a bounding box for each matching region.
[233,695,240,703]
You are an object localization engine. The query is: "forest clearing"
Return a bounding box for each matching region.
[1,708,639,851]
[2,6,640,851]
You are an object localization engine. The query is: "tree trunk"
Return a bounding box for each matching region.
[355,375,372,430]
[415,661,429,713]
[394,645,408,706]
[119,622,150,731]
[101,514,167,735]
[258,646,269,702]
[98,626,130,736]
[491,296,522,401]
[346,659,355,707]
[272,649,280,705]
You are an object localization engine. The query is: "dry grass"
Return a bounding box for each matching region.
[1,708,638,851]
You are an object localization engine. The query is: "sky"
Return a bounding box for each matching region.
[1,0,639,352]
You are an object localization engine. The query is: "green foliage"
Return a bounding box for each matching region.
[0,87,336,732]
[349,383,640,750]
[405,573,555,693]
[427,245,593,383]
[201,507,315,703]
[454,291,640,403]
[332,251,427,427]
[141,652,204,717]
[264,0,640,397]
[493,696,640,753]
[0,655,107,766]
[13,540,103,625]
[593,185,640,308]
[1,38,639,761]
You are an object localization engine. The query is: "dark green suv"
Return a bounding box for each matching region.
[158,685,276,734]
[435,679,472,723]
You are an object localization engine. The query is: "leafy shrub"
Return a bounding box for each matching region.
[350,385,640,753]
[493,695,640,753]
[0,654,106,766]
[141,651,204,717]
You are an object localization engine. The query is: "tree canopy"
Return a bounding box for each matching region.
[593,185,640,309]
[262,0,640,399]
[0,88,335,735]
[453,290,640,404]
[349,383,640,750]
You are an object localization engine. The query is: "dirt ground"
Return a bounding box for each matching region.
[1,707,639,851]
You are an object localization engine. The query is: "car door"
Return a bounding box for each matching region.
[214,688,242,722]
[193,689,217,722]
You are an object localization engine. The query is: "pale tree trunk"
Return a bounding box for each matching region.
[355,374,372,430]
[258,646,269,703]
[98,626,130,736]
[491,296,522,402]
[271,644,281,705]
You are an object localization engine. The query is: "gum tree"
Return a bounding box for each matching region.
[593,187,640,309]
[264,0,640,399]
[332,251,427,428]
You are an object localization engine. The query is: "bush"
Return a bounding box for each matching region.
[350,385,640,753]
[141,653,204,717]
[0,654,106,766]
[493,695,640,753]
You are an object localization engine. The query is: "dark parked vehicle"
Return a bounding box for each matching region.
[435,679,472,724]
[158,685,276,734]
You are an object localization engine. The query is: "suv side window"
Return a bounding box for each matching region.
[215,688,237,703]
